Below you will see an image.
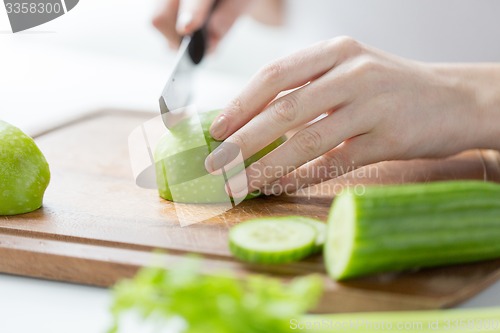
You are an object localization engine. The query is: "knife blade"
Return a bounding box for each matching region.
[159,22,209,129]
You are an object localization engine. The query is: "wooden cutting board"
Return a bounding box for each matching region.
[1,110,500,313]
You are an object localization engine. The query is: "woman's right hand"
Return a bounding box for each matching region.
[153,0,253,51]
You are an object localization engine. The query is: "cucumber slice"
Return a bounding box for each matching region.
[325,181,500,280]
[229,217,317,264]
[291,216,326,254]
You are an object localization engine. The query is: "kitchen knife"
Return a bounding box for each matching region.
[159,11,213,129]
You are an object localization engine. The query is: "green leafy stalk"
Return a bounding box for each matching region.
[109,259,500,333]
[109,259,322,333]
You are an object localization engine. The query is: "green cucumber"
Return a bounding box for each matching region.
[291,216,326,254]
[229,217,318,264]
[154,109,285,203]
[325,181,500,280]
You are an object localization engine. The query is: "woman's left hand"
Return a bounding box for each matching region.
[204,36,495,197]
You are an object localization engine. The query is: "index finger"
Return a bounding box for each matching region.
[209,38,348,140]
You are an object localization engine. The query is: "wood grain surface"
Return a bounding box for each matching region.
[1,110,499,313]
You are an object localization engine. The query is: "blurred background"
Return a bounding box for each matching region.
[0,0,288,134]
[2,0,500,134]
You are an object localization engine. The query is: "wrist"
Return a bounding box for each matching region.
[473,65,500,151]
[430,63,500,152]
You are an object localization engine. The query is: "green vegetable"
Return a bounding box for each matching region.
[109,258,323,333]
[0,121,50,215]
[109,259,500,333]
[229,217,319,264]
[292,216,326,253]
[325,181,500,280]
[154,110,285,203]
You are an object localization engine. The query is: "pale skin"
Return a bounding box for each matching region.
[153,0,283,51]
[155,0,500,197]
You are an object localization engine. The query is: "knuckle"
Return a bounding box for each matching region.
[259,62,283,84]
[292,128,323,156]
[226,98,244,116]
[354,55,380,75]
[322,151,347,168]
[334,35,362,53]
[269,96,299,124]
[321,151,351,177]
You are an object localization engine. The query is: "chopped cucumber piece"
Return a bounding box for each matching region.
[325,181,500,280]
[229,217,318,264]
[154,110,285,203]
[291,216,326,254]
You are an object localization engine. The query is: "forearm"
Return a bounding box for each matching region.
[431,63,500,151]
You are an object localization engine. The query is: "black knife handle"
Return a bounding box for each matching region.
[187,0,220,64]
[188,28,206,65]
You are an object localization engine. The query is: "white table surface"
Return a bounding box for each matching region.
[1,1,499,332]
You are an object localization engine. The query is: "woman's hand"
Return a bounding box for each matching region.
[153,0,253,51]
[204,36,500,197]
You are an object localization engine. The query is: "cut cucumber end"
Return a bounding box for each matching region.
[325,192,356,280]
[229,217,318,264]
[325,181,500,281]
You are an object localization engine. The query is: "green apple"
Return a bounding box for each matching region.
[154,110,285,203]
[0,121,50,215]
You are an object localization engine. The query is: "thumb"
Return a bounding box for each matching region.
[176,0,216,35]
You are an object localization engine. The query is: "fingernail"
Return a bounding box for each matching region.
[210,115,228,139]
[205,146,228,173]
[176,12,193,33]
